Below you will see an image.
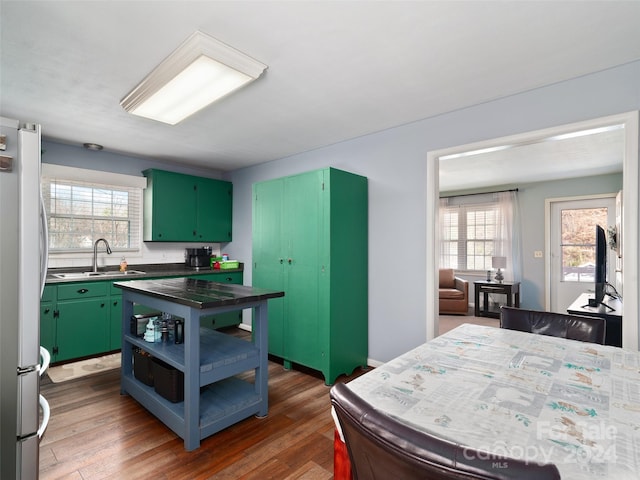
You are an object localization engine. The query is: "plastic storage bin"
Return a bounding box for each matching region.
[220,260,239,270]
[152,358,184,403]
[133,349,154,386]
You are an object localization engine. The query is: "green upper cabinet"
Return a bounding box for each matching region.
[252,167,368,385]
[196,176,233,242]
[143,169,232,242]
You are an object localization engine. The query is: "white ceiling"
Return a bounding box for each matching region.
[1,1,639,184]
[439,125,626,192]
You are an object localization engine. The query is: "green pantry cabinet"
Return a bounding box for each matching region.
[142,169,232,242]
[42,271,243,363]
[252,167,368,385]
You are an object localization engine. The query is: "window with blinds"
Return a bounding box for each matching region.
[440,199,499,271]
[41,176,142,252]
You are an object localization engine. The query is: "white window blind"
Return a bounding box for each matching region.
[440,193,502,271]
[41,168,144,253]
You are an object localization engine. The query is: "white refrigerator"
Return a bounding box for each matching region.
[0,117,50,479]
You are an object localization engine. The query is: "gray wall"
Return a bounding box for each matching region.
[43,60,640,365]
[228,61,640,364]
[41,140,226,180]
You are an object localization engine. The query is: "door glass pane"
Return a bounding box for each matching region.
[560,207,607,282]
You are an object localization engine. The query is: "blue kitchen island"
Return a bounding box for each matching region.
[115,277,284,451]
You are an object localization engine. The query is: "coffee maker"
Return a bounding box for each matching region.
[185,246,212,270]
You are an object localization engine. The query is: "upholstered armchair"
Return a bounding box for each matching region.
[439,268,469,315]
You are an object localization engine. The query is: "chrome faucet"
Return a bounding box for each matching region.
[92,238,112,272]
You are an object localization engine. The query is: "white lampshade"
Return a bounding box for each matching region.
[492,256,507,269]
[121,31,267,125]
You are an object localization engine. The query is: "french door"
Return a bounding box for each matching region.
[549,195,616,313]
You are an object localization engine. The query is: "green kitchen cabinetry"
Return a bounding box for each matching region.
[55,281,110,362]
[143,169,232,242]
[252,167,368,385]
[189,271,244,330]
[41,280,127,362]
[110,283,124,351]
[42,269,245,363]
[40,285,56,358]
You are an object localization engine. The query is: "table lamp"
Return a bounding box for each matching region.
[492,256,507,283]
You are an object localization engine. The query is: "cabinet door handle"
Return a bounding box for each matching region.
[44,308,50,314]
[113,300,118,306]
[288,258,293,264]
[279,258,284,264]
[225,277,232,282]
[77,288,89,294]
[101,303,105,308]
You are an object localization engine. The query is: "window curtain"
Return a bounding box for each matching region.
[494,191,523,282]
[439,197,449,267]
[438,191,522,280]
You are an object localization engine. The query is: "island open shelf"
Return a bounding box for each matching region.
[115,277,284,451]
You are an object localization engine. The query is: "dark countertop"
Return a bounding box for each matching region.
[45,262,243,284]
[114,277,284,309]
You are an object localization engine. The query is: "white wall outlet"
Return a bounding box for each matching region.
[534,250,543,258]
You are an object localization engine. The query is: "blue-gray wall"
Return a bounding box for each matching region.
[228,61,640,364]
[43,60,640,365]
[41,140,226,180]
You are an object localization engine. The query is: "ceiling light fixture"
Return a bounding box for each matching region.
[440,145,512,161]
[120,31,267,125]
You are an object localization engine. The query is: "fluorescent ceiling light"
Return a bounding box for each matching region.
[120,31,267,125]
[547,124,624,142]
[440,145,512,161]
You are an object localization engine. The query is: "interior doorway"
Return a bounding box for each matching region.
[426,111,639,350]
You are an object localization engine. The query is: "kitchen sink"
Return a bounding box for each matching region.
[51,270,146,279]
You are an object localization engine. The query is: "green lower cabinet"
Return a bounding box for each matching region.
[56,297,109,362]
[40,303,56,361]
[190,272,243,330]
[110,294,123,350]
[43,280,120,362]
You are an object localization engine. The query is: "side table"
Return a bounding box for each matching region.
[474,281,520,318]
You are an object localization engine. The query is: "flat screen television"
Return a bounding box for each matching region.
[593,224,607,306]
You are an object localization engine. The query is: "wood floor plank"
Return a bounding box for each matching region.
[39,327,367,479]
[284,461,333,480]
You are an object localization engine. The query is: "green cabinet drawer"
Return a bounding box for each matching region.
[194,272,242,284]
[190,271,243,330]
[57,281,108,300]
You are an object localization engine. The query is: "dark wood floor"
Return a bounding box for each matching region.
[39,328,368,480]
